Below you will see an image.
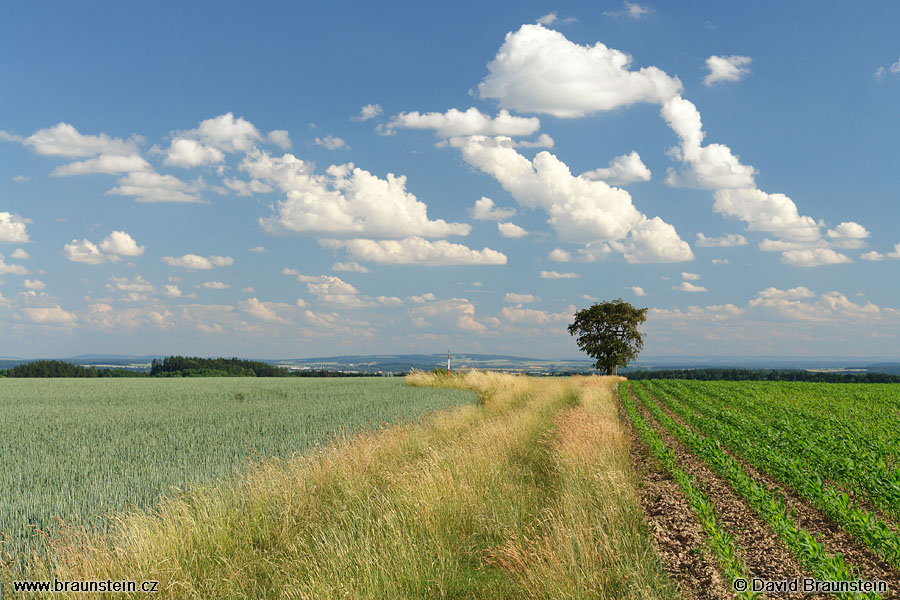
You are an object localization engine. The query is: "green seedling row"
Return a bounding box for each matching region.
[653,380,900,521]
[655,380,900,518]
[629,384,879,600]
[619,383,759,599]
[644,381,900,569]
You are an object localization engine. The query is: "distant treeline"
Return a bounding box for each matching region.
[1,360,145,378]
[0,357,387,378]
[624,368,900,384]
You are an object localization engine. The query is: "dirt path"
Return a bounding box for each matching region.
[649,388,900,594]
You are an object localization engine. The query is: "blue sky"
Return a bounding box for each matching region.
[2,1,899,359]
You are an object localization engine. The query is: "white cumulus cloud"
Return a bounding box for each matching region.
[106,171,203,203]
[248,150,470,239]
[478,24,681,118]
[52,153,151,176]
[99,231,145,257]
[324,237,507,266]
[581,151,651,185]
[0,212,31,243]
[674,281,707,293]
[457,135,692,262]
[163,254,234,270]
[314,135,347,150]
[354,104,383,122]
[470,196,516,221]
[497,222,528,238]
[0,254,28,275]
[703,55,752,86]
[383,108,540,138]
[164,138,225,168]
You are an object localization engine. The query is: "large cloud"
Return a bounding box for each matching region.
[473,25,859,267]
[247,150,470,239]
[478,24,682,117]
[456,135,692,262]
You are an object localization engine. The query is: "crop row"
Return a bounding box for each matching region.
[643,381,900,569]
[652,380,900,521]
[618,383,757,599]
[627,383,879,600]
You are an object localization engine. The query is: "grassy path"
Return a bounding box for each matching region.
[4,373,678,599]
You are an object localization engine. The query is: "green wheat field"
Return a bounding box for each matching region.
[0,378,476,557]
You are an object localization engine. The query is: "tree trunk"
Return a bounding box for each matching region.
[606,365,616,376]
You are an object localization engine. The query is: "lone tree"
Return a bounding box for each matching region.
[568,299,648,376]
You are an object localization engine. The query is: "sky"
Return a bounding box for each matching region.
[1,1,899,359]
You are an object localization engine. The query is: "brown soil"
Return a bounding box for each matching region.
[619,399,734,600]
[648,388,900,596]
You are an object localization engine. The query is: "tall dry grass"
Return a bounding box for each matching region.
[5,372,678,599]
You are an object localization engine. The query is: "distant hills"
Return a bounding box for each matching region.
[0,353,898,376]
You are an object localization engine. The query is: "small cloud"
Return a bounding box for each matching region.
[353,104,383,122]
[497,222,529,238]
[860,251,883,262]
[711,258,729,265]
[874,57,900,79]
[537,12,558,25]
[200,281,230,289]
[504,292,538,304]
[548,248,571,262]
[267,129,292,150]
[249,246,266,253]
[163,285,182,298]
[681,272,701,281]
[242,286,255,293]
[23,279,45,290]
[673,281,707,293]
[11,175,29,183]
[704,55,753,86]
[163,254,234,270]
[581,294,598,302]
[629,286,646,296]
[604,1,650,19]
[10,248,29,260]
[332,261,370,273]
[470,197,515,221]
[314,135,347,150]
[696,233,747,247]
[540,270,579,279]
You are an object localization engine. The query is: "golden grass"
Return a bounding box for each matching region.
[4,373,678,599]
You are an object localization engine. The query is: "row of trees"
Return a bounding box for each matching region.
[0,358,387,378]
[2,360,144,378]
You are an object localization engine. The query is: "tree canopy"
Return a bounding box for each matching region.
[567,299,648,376]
